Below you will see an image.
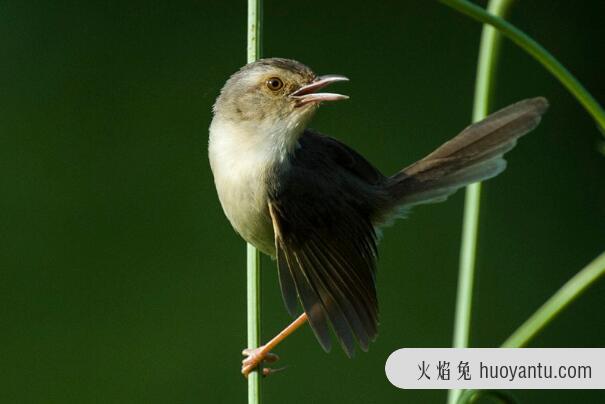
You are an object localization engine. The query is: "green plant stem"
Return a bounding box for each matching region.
[247,0,262,65]
[502,251,605,348]
[448,1,513,404]
[246,0,262,402]
[439,0,605,135]
[246,245,262,403]
[457,251,605,403]
[442,2,605,402]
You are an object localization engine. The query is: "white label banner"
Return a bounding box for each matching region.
[385,348,605,389]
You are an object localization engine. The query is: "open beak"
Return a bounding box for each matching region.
[290,75,349,107]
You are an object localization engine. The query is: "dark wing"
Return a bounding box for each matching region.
[267,130,386,356]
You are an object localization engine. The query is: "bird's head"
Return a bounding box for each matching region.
[212,58,348,143]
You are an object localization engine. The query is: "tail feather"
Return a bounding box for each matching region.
[387,97,548,207]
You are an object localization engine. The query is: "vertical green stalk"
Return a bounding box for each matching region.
[448,1,513,403]
[246,245,262,403]
[246,0,262,402]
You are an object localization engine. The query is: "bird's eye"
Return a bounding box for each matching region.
[266,77,284,91]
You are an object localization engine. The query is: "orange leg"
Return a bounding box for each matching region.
[241,313,308,378]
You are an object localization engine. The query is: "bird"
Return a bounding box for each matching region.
[208,58,548,377]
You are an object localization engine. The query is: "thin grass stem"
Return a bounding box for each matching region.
[246,0,263,402]
[246,245,262,403]
[448,1,513,403]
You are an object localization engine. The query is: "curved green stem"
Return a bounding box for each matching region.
[502,251,605,348]
[246,0,263,402]
[442,2,605,402]
[457,251,605,403]
[448,2,513,404]
[439,0,605,135]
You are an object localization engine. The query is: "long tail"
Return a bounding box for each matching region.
[386,97,549,208]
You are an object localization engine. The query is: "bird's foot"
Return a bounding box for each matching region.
[241,347,282,378]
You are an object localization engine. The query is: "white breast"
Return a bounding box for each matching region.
[208,117,285,256]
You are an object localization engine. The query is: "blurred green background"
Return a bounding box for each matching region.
[1,1,604,403]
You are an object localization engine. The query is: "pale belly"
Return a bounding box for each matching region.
[213,169,276,257]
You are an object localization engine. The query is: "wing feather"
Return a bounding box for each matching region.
[276,246,299,317]
[294,248,356,356]
[305,238,374,349]
[281,241,333,352]
[269,198,379,355]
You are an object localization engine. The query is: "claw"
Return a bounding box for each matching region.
[262,366,288,377]
[241,347,281,378]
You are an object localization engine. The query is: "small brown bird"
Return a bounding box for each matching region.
[208,58,548,377]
